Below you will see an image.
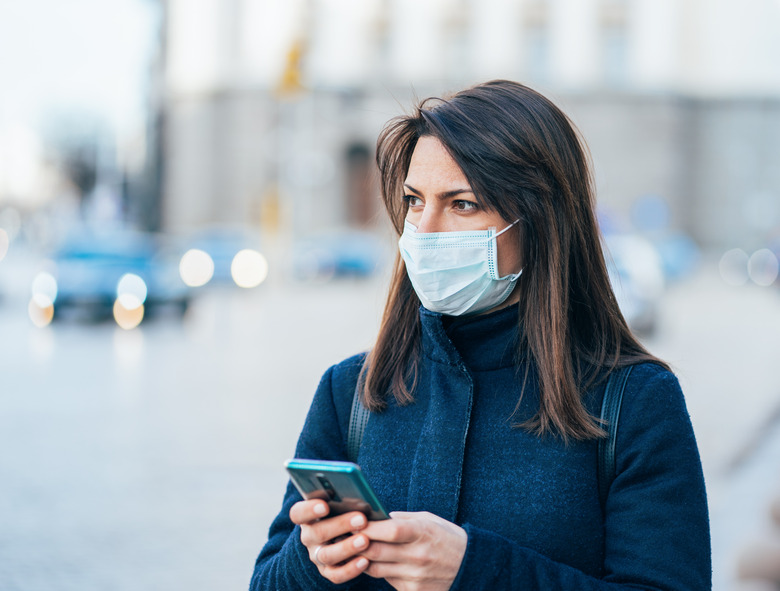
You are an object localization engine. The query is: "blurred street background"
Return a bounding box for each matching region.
[1,0,780,589]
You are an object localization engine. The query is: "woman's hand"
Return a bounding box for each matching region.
[289,499,370,584]
[361,511,468,591]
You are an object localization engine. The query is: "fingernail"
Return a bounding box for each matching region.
[350,515,365,528]
[356,557,369,570]
[313,503,327,515]
[353,536,367,549]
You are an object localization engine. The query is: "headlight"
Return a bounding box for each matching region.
[29,271,57,327]
[116,273,148,310]
[179,249,214,287]
[231,249,268,288]
[31,271,58,307]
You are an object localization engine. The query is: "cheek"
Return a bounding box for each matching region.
[497,227,523,276]
[405,209,422,226]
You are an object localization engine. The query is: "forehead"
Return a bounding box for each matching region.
[404,136,470,188]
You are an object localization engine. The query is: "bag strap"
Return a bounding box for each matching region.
[347,375,370,463]
[598,365,633,510]
[347,363,633,510]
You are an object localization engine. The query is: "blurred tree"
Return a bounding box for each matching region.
[63,144,98,202]
[40,111,108,207]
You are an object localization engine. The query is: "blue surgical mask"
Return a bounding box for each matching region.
[398,220,522,316]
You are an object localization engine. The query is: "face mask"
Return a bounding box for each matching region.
[398,220,522,316]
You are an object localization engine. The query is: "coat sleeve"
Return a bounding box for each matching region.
[249,357,364,591]
[449,367,712,591]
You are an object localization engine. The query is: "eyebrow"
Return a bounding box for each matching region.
[403,183,474,199]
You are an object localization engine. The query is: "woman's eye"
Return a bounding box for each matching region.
[453,200,477,211]
[403,195,423,207]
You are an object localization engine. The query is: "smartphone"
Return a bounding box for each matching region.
[284,459,390,521]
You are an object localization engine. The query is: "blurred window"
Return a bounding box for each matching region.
[344,143,377,226]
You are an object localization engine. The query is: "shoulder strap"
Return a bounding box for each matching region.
[347,374,370,463]
[598,365,633,510]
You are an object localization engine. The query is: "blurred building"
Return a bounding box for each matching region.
[161,0,780,249]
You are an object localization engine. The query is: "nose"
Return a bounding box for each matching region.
[413,205,445,234]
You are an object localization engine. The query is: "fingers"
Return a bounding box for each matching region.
[361,538,433,585]
[359,523,425,566]
[316,554,370,585]
[290,501,372,585]
[308,534,371,585]
[359,539,403,566]
[359,511,468,585]
[312,533,370,568]
[290,500,368,550]
[289,499,330,525]
[360,511,421,544]
[302,511,368,547]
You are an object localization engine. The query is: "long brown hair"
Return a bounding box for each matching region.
[363,80,665,441]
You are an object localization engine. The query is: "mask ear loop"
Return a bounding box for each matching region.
[489,219,523,280]
[493,219,520,238]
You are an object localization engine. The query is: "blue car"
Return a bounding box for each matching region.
[36,229,191,323]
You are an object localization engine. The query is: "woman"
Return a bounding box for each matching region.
[250,80,711,590]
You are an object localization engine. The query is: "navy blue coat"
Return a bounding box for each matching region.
[250,305,711,590]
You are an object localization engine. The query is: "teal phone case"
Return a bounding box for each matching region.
[284,459,390,521]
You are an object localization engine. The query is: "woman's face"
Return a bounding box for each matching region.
[403,135,522,277]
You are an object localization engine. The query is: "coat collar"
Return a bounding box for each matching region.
[419,304,521,371]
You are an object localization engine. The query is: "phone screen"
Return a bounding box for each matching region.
[285,459,389,521]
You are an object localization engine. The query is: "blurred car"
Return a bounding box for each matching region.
[291,228,389,281]
[603,232,665,336]
[31,229,191,324]
[177,226,269,289]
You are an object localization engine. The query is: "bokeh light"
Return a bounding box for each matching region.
[31,271,58,307]
[718,249,750,286]
[231,249,268,288]
[747,249,779,286]
[28,298,54,328]
[116,273,148,309]
[113,299,145,330]
[179,248,214,287]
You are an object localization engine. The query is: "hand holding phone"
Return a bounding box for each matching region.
[285,459,389,521]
